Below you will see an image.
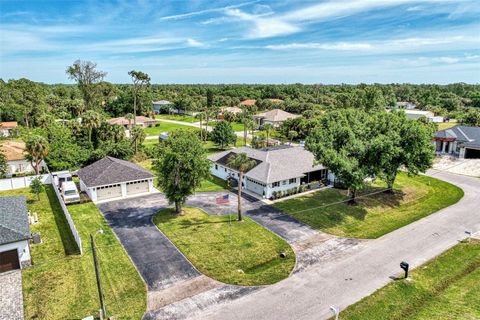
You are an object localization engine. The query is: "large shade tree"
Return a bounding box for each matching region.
[210,121,237,149]
[66,60,107,110]
[153,130,210,214]
[128,70,150,152]
[227,153,257,221]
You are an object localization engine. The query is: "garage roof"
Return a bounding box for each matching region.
[0,196,30,245]
[78,156,156,188]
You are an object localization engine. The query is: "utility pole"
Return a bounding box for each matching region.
[91,233,106,319]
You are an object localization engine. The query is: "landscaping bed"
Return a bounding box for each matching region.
[0,186,146,319]
[340,239,480,319]
[153,207,295,286]
[273,173,463,239]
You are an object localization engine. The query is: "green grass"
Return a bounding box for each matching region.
[196,175,228,192]
[153,207,295,286]
[143,121,197,136]
[340,240,480,320]
[0,187,146,319]
[229,122,245,132]
[274,173,463,239]
[155,114,197,122]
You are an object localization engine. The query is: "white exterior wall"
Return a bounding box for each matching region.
[0,240,31,268]
[211,163,236,180]
[265,178,301,199]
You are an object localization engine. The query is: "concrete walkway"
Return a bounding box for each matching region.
[191,170,480,320]
[0,270,23,320]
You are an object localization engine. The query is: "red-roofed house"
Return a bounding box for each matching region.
[240,99,257,106]
[0,122,18,137]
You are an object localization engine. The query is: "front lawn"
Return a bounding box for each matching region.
[274,173,463,238]
[340,240,480,319]
[0,187,146,319]
[155,114,197,123]
[143,121,197,136]
[153,207,295,286]
[196,175,228,192]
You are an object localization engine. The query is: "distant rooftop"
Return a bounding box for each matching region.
[240,99,256,106]
[1,140,26,161]
[434,125,480,148]
[0,196,30,245]
[254,109,300,122]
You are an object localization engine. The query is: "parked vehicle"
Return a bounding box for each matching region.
[61,181,80,204]
[54,171,73,189]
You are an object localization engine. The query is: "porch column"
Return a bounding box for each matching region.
[441,141,446,153]
[448,142,454,153]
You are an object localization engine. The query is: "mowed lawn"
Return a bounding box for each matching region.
[143,121,197,136]
[0,187,146,319]
[153,207,295,286]
[274,173,463,239]
[155,114,197,123]
[340,240,480,320]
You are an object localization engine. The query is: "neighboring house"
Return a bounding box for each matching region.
[78,156,156,203]
[152,100,173,114]
[0,141,45,177]
[254,109,300,127]
[218,106,243,120]
[433,125,480,159]
[0,196,31,273]
[390,109,444,123]
[208,145,334,199]
[387,101,417,109]
[0,121,18,137]
[240,99,257,106]
[108,116,157,129]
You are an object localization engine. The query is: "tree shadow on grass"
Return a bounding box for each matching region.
[45,186,80,255]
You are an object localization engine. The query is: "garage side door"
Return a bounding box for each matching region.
[96,184,122,201]
[126,180,149,195]
[0,249,20,273]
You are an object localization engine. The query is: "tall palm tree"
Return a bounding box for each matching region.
[227,153,257,221]
[111,124,126,142]
[81,110,102,143]
[130,126,146,149]
[262,123,274,147]
[125,113,134,131]
[26,135,49,175]
[195,111,205,141]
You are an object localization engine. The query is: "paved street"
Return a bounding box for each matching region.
[191,170,480,320]
[0,270,23,320]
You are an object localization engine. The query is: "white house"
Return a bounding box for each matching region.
[208,145,334,199]
[78,156,156,203]
[1,141,46,177]
[0,196,31,273]
[152,100,173,114]
[0,122,18,137]
[433,125,480,159]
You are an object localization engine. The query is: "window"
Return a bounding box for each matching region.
[282,180,287,185]
[289,178,296,184]
[224,168,227,172]
[215,164,218,170]
[272,182,280,187]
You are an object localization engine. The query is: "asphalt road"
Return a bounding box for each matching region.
[193,170,480,320]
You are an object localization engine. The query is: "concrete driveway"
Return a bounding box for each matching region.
[191,170,480,320]
[97,194,200,291]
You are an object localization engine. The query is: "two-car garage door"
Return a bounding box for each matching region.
[126,180,149,195]
[96,184,122,201]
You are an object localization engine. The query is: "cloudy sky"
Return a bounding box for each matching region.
[1,0,479,84]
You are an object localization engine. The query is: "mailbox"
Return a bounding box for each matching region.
[400,261,409,278]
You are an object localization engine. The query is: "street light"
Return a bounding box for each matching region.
[330,306,339,320]
[91,229,106,319]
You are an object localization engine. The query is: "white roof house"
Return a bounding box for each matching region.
[208,146,333,199]
[254,109,300,127]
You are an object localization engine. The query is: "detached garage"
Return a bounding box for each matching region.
[0,196,31,273]
[78,156,156,203]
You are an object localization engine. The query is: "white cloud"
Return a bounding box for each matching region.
[158,1,259,21]
[266,42,373,50]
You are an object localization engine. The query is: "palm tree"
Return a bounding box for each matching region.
[288,130,298,145]
[240,109,251,146]
[227,153,257,221]
[81,110,102,143]
[130,126,146,149]
[125,113,134,131]
[262,123,274,147]
[26,135,49,175]
[111,124,126,142]
[195,111,205,141]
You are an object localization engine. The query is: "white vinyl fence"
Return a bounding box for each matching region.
[0,174,51,191]
[49,173,83,255]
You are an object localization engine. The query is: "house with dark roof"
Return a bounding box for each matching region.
[433,125,480,159]
[78,157,156,203]
[208,146,334,199]
[0,196,31,272]
[254,109,300,127]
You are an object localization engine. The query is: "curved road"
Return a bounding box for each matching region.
[193,170,480,320]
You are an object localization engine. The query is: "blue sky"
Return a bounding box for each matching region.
[0,0,479,84]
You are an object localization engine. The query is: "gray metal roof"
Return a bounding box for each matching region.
[208,146,325,184]
[0,196,30,245]
[78,156,156,188]
[434,125,480,148]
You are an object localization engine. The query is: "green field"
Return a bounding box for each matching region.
[274,173,463,239]
[0,187,146,319]
[143,121,197,136]
[155,114,197,122]
[153,207,295,286]
[340,240,480,320]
